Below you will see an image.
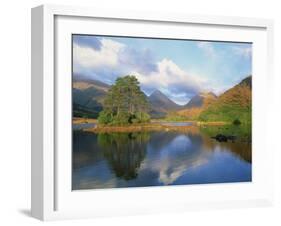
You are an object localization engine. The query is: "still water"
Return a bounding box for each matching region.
[72,126,251,190]
[73,123,96,130]
[160,122,193,127]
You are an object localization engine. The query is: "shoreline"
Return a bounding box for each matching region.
[73,117,97,124]
[80,121,229,134]
[74,119,251,142]
[83,124,195,133]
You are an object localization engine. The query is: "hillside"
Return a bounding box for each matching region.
[199,76,252,123]
[177,92,217,120]
[185,92,217,108]
[148,90,182,118]
[73,78,110,118]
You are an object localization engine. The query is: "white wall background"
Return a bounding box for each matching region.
[0,0,280,225]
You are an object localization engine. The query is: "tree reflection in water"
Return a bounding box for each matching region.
[98,132,150,180]
[72,127,252,190]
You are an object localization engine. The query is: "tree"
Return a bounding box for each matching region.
[98,75,150,125]
[233,119,241,125]
[98,110,113,125]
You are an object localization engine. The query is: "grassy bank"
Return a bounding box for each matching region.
[74,117,232,133]
[199,123,251,142]
[73,117,97,124]
[83,123,201,133]
[196,121,230,126]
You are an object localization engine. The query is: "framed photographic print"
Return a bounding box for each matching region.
[31,4,274,221]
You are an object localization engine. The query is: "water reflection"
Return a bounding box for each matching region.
[73,123,96,130]
[72,128,251,190]
[160,122,193,127]
[98,133,149,180]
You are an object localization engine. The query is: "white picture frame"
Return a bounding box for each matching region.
[31,4,274,221]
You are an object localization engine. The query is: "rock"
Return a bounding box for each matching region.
[211,134,236,142]
[226,135,236,142]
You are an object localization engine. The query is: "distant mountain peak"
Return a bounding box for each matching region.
[148,89,182,116]
[73,76,110,92]
[150,89,165,97]
[149,90,173,103]
[198,91,217,98]
[184,91,217,109]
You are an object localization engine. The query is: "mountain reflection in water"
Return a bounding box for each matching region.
[72,127,251,190]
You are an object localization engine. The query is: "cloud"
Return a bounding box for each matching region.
[119,47,158,74]
[73,35,102,50]
[232,46,252,58]
[197,41,216,58]
[135,59,207,104]
[73,36,210,104]
[73,38,125,70]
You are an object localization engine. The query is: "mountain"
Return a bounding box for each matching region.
[73,78,110,118]
[73,76,110,92]
[72,77,184,119]
[185,92,217,108]
[148,90,182,118]
[72,75,251,122]
[199,76,252,123]
[177,92,217,119]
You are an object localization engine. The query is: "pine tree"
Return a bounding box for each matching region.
[98,75,150,125]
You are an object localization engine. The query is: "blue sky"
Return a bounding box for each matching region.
[73,35,252,105]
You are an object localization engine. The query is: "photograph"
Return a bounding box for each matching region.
[72,34,252,190]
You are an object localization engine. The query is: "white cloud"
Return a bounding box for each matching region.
[232,46,252,58]
[133,59,208,103]
[197,41,216,58]
[74,38,210,104]
[73,38,125,70]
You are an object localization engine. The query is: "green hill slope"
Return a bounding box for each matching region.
[176,92,217,120]
[199,76,252,123]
